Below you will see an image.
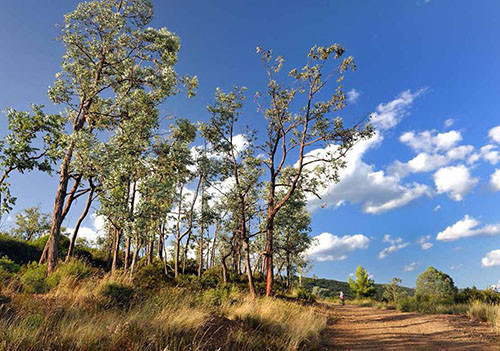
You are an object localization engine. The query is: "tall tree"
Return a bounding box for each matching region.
[44,0,195,272]
[202,87,263,297]
[255,45,373,296]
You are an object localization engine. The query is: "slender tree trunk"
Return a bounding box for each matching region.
[44,137,76,272]
[174,238,181,278]
[198,221,204,278]
[111,227,122,273]
[124,236,131,271]
[221,252,231,285]
[265,216,275,296]
[66,186,94,262]
[147,238,154,265]
[130,234,140,277]
[286,251,291,290]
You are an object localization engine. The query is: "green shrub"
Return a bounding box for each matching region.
[397,296,418,312]
[200,267,222,288]
[99,282,135,308]
[202,285,240,306]
[296,286,315,302]
[21,262,48,293]
[0,256,20,273]
[0,234,42,265]
[46,258,93,288]
[132,261,169,291]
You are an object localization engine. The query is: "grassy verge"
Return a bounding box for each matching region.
[0,262,327,351]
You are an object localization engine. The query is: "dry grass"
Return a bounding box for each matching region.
[0,272,327,351]
[468,301,500,332]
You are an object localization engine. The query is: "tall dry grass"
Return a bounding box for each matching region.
[468,301,500,332]
[0,270,328,351]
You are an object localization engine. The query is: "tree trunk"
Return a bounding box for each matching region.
[286,251,291,290]
[44,137,76,272]
[124,236,131,271]
[147,238,154,265]
[198,222,204,278]
[65,186,94,262]
[221,252,231,285]
[111,227,122,274]
[265,219,274,296]
[174,238,181,278]
[130,234,140,277]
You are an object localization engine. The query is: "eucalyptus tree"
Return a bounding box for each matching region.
[254,45,373,296]
[202,87,263,297]
[44,0,196,273]
[0,106,65,216]
[11,206,51,241]
[273,182,312,289]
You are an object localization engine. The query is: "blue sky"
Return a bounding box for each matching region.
[1,0,500,288]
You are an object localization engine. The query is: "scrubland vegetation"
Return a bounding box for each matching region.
[0,254,327,351]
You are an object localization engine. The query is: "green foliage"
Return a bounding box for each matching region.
[99,282,135,309]
[0,105,65,214]
[0,255,20,284]
[132,261,170,291]
[348,265,375,299]
[455,286,500,304]
[46,259,93,288]
[0,234,42,265]
[21,262,48,293]
[383,277,407,303]
[11,206,51,241]
[296,286,315,302]
[416,266,457,303]
[202,285,240,306]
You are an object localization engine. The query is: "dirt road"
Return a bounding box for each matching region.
[323,304,499,350]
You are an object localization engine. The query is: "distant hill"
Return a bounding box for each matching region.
[302,277,414,300]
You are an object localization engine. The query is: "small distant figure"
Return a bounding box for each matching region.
[339,291,345,306]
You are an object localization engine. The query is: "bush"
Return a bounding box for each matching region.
[415,266,457,304]
[0,255,20,284]
[0,234,41,265]
[202,285,240,306]
[21,262,48,293]
[46,259,93,288]
[397,296,418,312]
[132,261,170,291]
[200,267,222,288]
[296,286,315,302]
[99,282,135,308]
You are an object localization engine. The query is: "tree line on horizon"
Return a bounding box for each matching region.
[0,0,372,297]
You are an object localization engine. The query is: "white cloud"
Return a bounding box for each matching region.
[482,249,500,267]
[400,130,462,153]
[489,126,500,144]
[446,145,474,161]
[434,205,441,211]
[378,234,410,259]
[306,232,370,262]
[369,89,425,130]
[404,262,419,272]
[468,145,500,166]
[347,88,360,103]
[417,235,433,250]
[444,118,454,128]
[433,165,478,201]
[306,132,431,214]
[490,169,500,191]
[436,215,500,241]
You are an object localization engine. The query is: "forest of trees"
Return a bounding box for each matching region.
[0,0,372,297]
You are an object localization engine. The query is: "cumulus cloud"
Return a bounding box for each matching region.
[491,169,500,191]
[489,126,500,144]
[378,234,410,259]
[306,132,431,214]
[400,130,462,153]
[468,144,500,166]
[482,250,500,267]
[306,232,370,262]
[417,235,433,250]
[436,215,500,241]
[434,205,441,211]
[433,165,478,201]
[369,89,425,130]
[404,262,419,272]
[347,89,360,103]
